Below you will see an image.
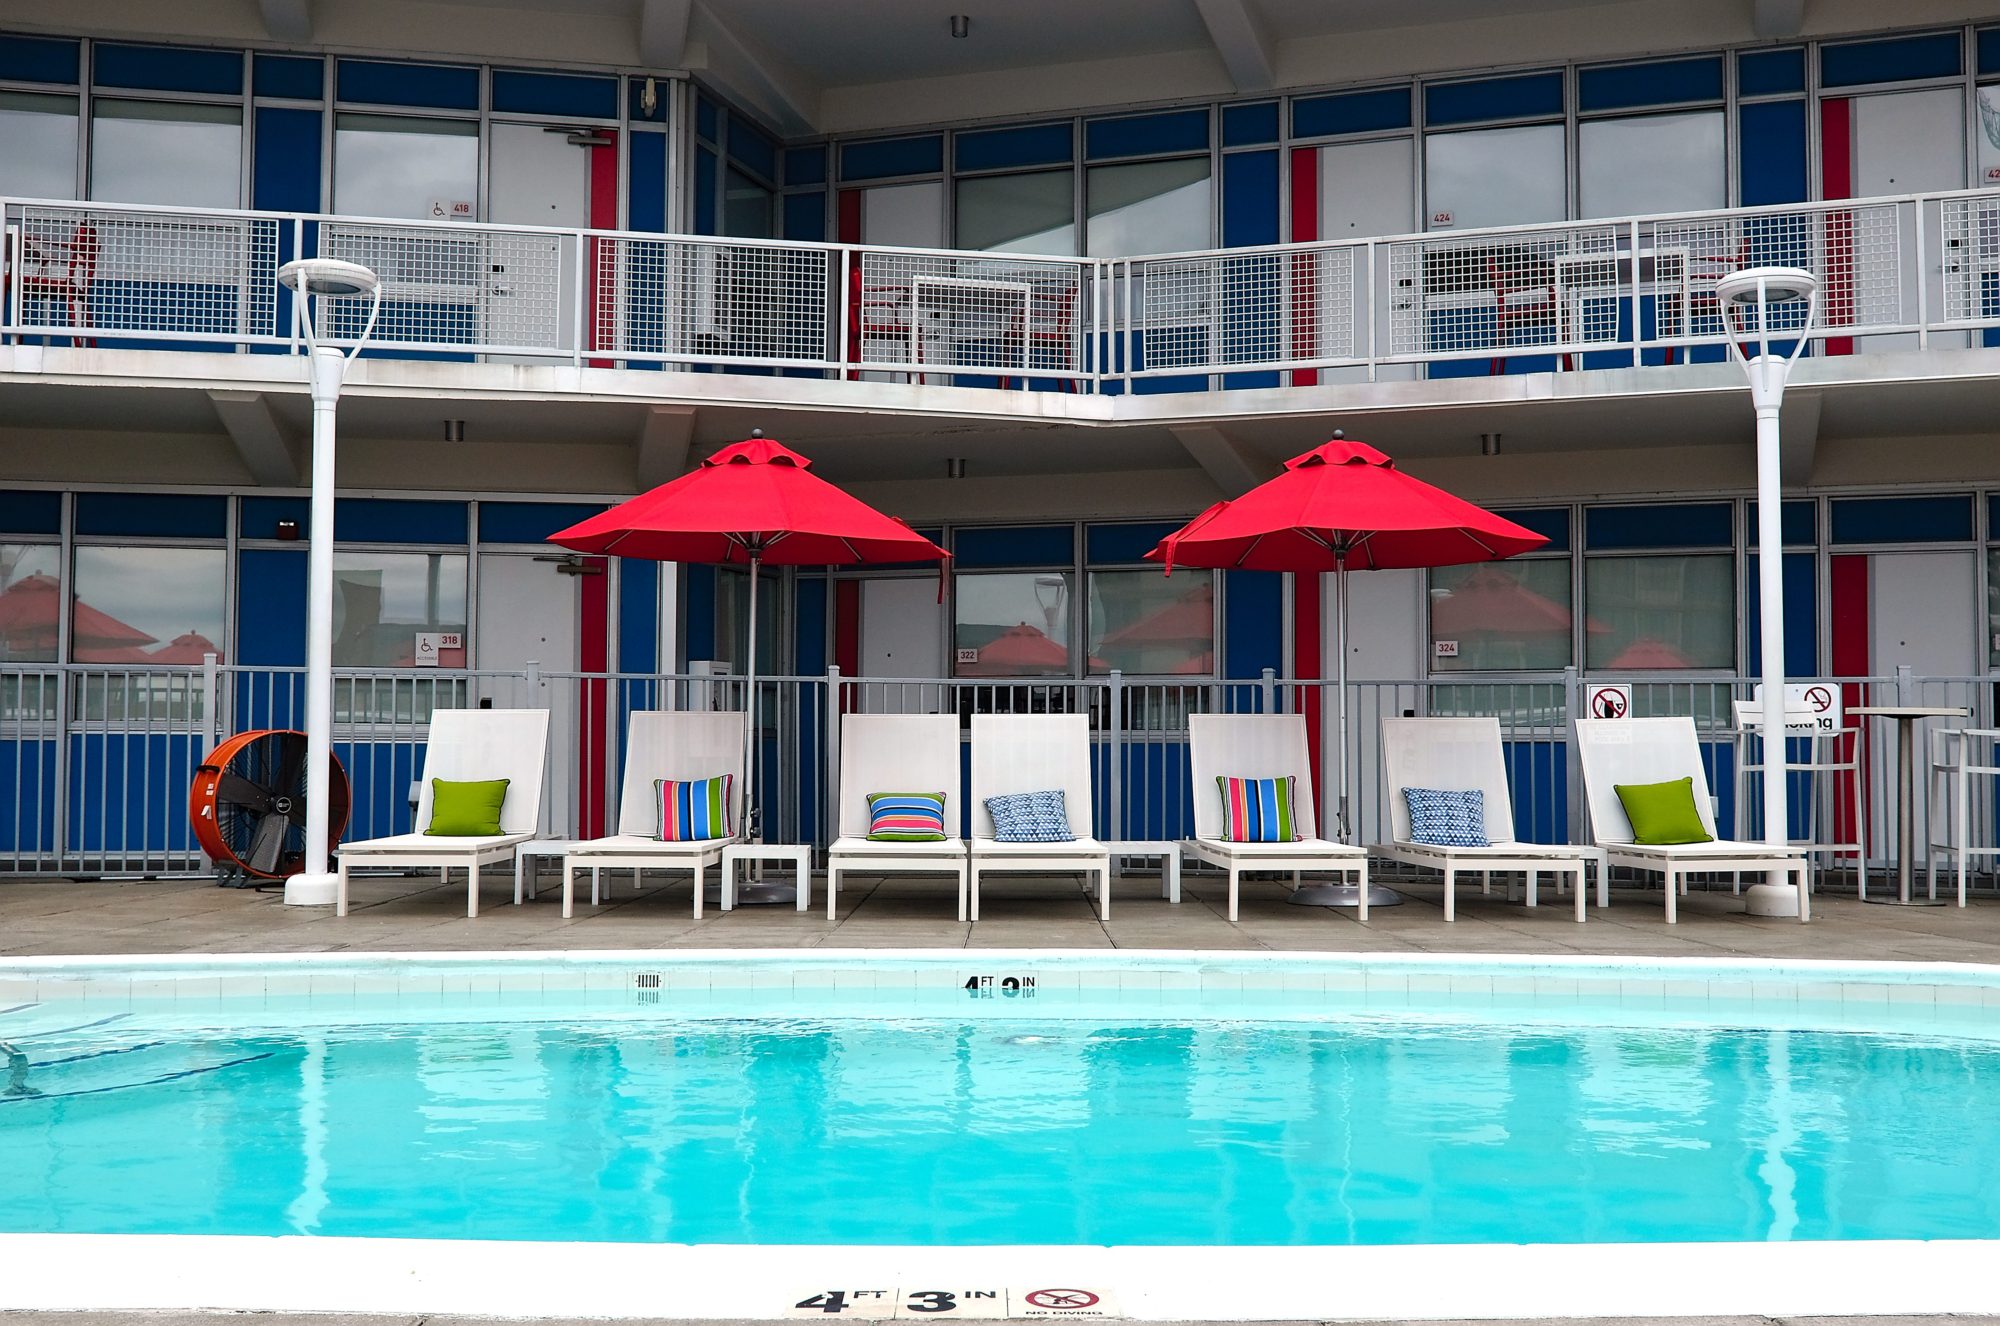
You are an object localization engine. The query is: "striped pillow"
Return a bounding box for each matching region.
[655,775,734,842]
[866,791,948,842]
[1216,775,1299,843]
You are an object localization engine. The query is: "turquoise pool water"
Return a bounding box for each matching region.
[4,964,1999,1246]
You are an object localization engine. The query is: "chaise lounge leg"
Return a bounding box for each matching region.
[1228,865,1240,923]
[562,863,575,919]
[693,860,705,919]
[336,857,349,917]
[1356,859,1369,922]
[1664,866,1678,924]
[1572,863,1586,923]
[1443,864,1456,923]
[467,861,480,918]
[1098,864,1111,920]
[968,864,980,923]
[827,866,841,921]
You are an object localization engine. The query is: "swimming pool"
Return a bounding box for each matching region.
[4,950,1999,1318]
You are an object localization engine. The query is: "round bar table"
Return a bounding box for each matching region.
[1850,705,1967,906]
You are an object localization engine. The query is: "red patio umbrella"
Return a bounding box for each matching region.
[1150,435,1546,903]
[551,434,947,893]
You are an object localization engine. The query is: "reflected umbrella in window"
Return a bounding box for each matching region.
[144,631,223,664]
[1430,563,1602,670]
[957,621,1091,677]
[1604,637,1694,670]
[0,573,157,662]
[1097,579,1215,675]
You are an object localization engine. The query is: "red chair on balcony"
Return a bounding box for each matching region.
[1000,281,1078,392]
[848,266,917,381]
[1485,255,1560,375]
[12,222,99,347]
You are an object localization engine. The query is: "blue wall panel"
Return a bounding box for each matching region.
[94,43,241,95]
[1821,32,1961,87]
[65,733,206,856]
[253,106,322,213]
[1222,101,1280,147]
[1745,551,1818,678]
[1086,108,1209,160]
[1737,48,1806,96]
[253,53,323,99]
[683,565,714,663]
[840,135,944,181]
[952,525,1075,567]
[335,59,479,109]
[1087,522,1180,564]
[1223,569,1281,679]
[956,121,1073,172]
[490,69,617,119]
[0,34,80,84]
[1292,86,1412,138]
[1585,502,1733,550]
[478,501,603,544]
[75,492,226,539]
[0,740,57,856]
[0,490,61,535]
[1829,494,1974,544]
[786,146,828,187]
[1504,740,1569,843]
[237,548,307,667]
[1425,72,1563,126]
[620,559,659,675]
[628,130,667,231]
[1739,100,1808,206]
[1577,56,1723,112]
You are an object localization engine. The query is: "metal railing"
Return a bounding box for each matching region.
[6,188,1997,391]
[5,659,1996,895]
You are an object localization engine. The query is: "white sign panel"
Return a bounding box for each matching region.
[427,198,475,221]
[413,632,444,667]
[1433,638,1460,658]
[1737,682,1843,733]
[955,647,980,665]
[1585,683,1630,719]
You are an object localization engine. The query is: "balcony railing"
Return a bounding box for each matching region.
[5,188,1998,391]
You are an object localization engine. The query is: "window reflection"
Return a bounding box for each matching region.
[0,92,79,200]
[1429,561,1575,672]
[1090,569,1214,676]
[1584,554,1734,670]
[90,99,241,208]
[955,572,1074,677]
[334,113,479,221]
[723,167,775,239]
[332,553,467,668]
[1578,111,1725,218]
[1086,158,1210,257]
[1424,123,1565,231]
[70,546,226,664]
[0,544,62,663]
[957,169,1077,255]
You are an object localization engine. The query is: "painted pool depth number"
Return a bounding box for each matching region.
[962,974,1036,997]
[787,1289,1116,1318]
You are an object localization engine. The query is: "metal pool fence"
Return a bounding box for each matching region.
[1,660,1993,891]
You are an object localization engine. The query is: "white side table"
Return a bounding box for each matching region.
[1108,840,1182,902]
[515,840,602,906]
[721,843,813,912]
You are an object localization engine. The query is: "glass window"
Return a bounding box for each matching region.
[1987,549,2000,667]
[956,169,1077,255]
[1428,560,1574,672]
[1424,122,1565,230]
[334,113,479,220]
[1583,554,1734,670]
[0,544,62,663]
[715,568,780,675]
[332,553,468,668]
[1979,85,2000,187]
[0,91,79,200]
[71,546,226,664]
[1086,157,1210,257]
[955,572,1074,677]
[723,166,775,239]
[1089,569,1212,676]
[1578,110,1725,218]
[90,99,242,208]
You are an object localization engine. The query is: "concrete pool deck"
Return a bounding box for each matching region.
[5,869,2000,962]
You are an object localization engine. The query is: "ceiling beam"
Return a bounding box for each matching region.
[1193,0,1277,92]
[257,0,314,43]
[688,6,819,135]
[1751,0,1806,40]
[1777,389,1821,486]
[635,404,697,490]
[209,390,303,486]
[637,0,693,70]
[1169,423,1270,498]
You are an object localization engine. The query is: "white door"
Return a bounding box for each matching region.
[1867,550,1977,867]
[477,554,581,832]
[487,121,594,358]
[1852,89,1966,352]
[859,577,945,711]
[1319,137,1416,383]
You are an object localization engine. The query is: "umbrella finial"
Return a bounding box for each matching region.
[1332,429,1344,439]
[751,428,763,438]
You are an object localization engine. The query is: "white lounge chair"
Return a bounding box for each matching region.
[1181,713,1369,923]
[335,707,551,918]
[826,713,967,921]
[1575,716,1811,923]
[1377,716,1601,923]
[968,714,1110,921]
[560,710,745,919]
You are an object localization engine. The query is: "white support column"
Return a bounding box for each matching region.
[288,344,346,906]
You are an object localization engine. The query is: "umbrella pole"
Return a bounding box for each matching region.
[724,551,799,906]
[1291,556,1403,909]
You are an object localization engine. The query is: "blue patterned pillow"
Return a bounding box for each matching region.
[1402,787,1489,847]
[984,789,1075,842]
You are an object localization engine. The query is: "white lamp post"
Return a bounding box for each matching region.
[1717,265,1818,918]
[276,258,382,907]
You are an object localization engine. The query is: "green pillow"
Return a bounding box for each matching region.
[427,777,510,836]
[1613,776,1712,845]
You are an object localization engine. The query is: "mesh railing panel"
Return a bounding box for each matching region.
[591,237,829,365]
[318,222,566,352]
[1386,225,1620,360]
[1939,194,2000,325]
[1649,201,1905,341]
[14,204,279,342]
[1131,247,1357,373]
[856,251,1084,379]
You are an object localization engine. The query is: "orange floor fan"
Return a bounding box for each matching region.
[191,730,349,889]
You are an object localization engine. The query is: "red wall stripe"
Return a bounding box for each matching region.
[1288,147,1319,387]
[838,190,865,377]
[1829,553,1869,850]
[585,131,619,368]
[579,556,611,837]
[1291,571,1324,823]
[833,579,861,711]
[1819,99,1855,357]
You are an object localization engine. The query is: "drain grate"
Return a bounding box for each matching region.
[634,972,662,1005]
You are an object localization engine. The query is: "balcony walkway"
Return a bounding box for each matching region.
[6,871,1999,965]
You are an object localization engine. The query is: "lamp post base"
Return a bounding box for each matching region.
[1743,882,1801,918]
[1289,882,1405,908]
[284,871,339,907]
